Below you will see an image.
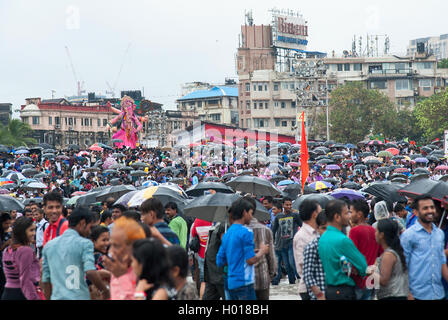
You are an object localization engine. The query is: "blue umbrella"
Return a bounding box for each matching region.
[330,188,365,201]
[14,149,30,155]
[142,180,159,187]
[345,144,356,149]
[278,179,295,186]
[414,157,429,164]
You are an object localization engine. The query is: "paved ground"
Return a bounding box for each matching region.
[269,278,300,300]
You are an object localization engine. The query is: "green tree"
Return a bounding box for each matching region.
[0,119,37,147]
[438,58,448,69]
[414,89,448,141]
[319,81,405,143]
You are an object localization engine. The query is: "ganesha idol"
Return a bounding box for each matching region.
[106,96,148,149]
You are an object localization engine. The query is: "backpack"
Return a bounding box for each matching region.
[188,234,200,253]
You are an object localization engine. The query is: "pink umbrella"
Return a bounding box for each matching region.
[289,162,300,167]
[435,165,448,171]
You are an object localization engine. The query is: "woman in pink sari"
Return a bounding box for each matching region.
[109,96,143,149]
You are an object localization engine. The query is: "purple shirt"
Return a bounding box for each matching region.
[2,246,41,300]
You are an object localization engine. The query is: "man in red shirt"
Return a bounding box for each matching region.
[43,192,69,247]
[348,199,383,300]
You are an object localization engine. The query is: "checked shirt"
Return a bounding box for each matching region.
[303,236,325,300]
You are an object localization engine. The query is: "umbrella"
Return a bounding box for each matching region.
[85,167,100,173]
[112,152,126,158]
[112,138,123,143]
[278,180,295,186]
[56,155,70,160]
[127,185,189,209]
[18,156,33,162]
[120,166,134,171]
[75,190,106,207]
[365,159,382,165]
[394,167,409,173]
[14,149,29,155]
[414,168,430,175]
[22,168,38,177]
[368,140,384,146]
[142,180,159,187]
[130,170,147,177]
[0,195,25,211]
[342,159,354,165]
[20,164,35,170]
[414,157,429,164]
[342,182,361,190]
[354,164,367,170]
[375,167,389,173]
[77,151,89,157]
[113,190,139,206]
[360,152,374,158]
[363,182,407,203]
[96,185,137,202]
[317,159,334,166]
[326,164,341,171]
[385,143,398,148]
[270,175,287,183]
[89,143,103,152]
[66,144,80,151]
[390,173,408,180]
[323,177,339,185]
[363,156,381,163]
[1,183,18,190]
[439,175,448,182]
[42,153,55,159]
[410,173,430,181]
[160,166,176,174]
[109,163,124,170]
[38,143,53,149]
[203,176,220,182]
[392,155,405,160]
[330,188,365,201]
[376,151,393,158]
[0,189,10,195]
[6,172,26,181]
[427,155,440,162]
[410,154,423,160]
[391,178,408,184]
[184,193,270,223]
[225,176,281,196]
[288,162,300,167]
[186,182,235,197]
[71,191,87,197]
[399,179,448,202]
[281,183,317,199]
[292,194,336,211]
[421,146,433,154]
[345,144,356,149]
[308,181,333,191]
[435,165,448,171]
[22,181,48,190]
[131,162,149,169]
[221,173,236,182]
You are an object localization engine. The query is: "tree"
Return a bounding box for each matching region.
[438,59,448,69]
[414,89,448,141]
[318,81,405,143]
[0,119,37,147]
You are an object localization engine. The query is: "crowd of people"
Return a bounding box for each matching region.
[0,137,447,300]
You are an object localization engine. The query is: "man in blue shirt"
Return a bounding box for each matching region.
[216,198,269,300]
[42,207,109,300]
[401,194,448,300]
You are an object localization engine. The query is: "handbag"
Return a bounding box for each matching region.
[189,235,200,253]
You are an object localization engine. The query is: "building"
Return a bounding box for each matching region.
[176,85,239,128]
[408,34,448,61]
[0,103,12,126]
[20,98,115,148]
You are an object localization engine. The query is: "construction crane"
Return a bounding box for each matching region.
[106,42,132,98]
[65,45,85,96]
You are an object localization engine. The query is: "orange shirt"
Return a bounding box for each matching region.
[43,215,69,247]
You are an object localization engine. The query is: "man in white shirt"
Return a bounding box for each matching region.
[293,199,321,300]
[34,208,49,259]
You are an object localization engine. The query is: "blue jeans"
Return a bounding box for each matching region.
[355,287,374,300]
[227,284,257,300]
[272,246,296,284]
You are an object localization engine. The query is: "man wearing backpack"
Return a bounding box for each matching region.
[43,192,69,247]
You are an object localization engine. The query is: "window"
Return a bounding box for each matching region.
[353,63,362,71]
[396,79,412,90]
[49,117,52,125]
[292,120,296,127]
[290,82,294,90]
[264,102,268,109]
[258,84,263,91]
[419,79,433,91]
[208,100,219,105]
[253,84,257,91]
[254,118,268,128]
[337,64,343,71]
[32,116,40,125]
[275,119,280,127]
[65,117,68,125]
[344,63,350,71]
[264,84,268,91]
[247,119,251,127]
[417,62,433,69]
[246,101,250,110]
[281,102,286,108]
[259,102,263,109]
[97,119,101,127]
[273,83,279,91]
[254,102,257,109]
[245,83,250,91]
[69,118,73,126]
[55,117,60,125]
[274,101,279,108]
[73,118,76,125]
[282,121,287,127]
[370,80,387,89]
[210,114,221,122]
[282,82,289,90]
[291,101,296,108]
[103,119,107,126]
[197,101,202,108]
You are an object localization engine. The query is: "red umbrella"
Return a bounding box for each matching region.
[385,148,399,156]
[368,140,384,146]
[89,143,103,152]
[289,162,300,167]
[394,168,409,173]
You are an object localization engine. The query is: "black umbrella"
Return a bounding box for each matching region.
[160,166,176,174]
[203,176,220,182]
[421,146,432,154]
[66,144,80,151]
[375,167,389,173]
[19,156,33,162]
[389,173,408,180]
[414,168,430,175]
[391,178,408,184]
[323,177,339,185]
[361,152,374,158]
[22,168,38,177]
[130,170,146,177]
[186,182,235,197]
[427,155,440,162]
[399,179,448,201]
[410,154,423,160]
[2,183,18,190]
[354,164,367,170]
[33,173,47,179]
[281,183,317,199]
[75,191,104,207]
[342,182,361,190]
[96,185,137,202]
[363,182,407,203]
[110,178,121,186]
[131,162,149,169]
[392,155,405,160]
[292,194,336,211]
[439,175,448,182]
[313,149,327,155]
[21,164,35,170]
[342,159,354,165]
[385,143,398,148]
[120,166,134,171]
[0,195,25,211]
[184,193,270,223]
[410,173,430,181]
[109,163,124,170]
[221,173,236,182]
[43,149,56,154]
[226,175,281,196]
[366,159,382,165]
[270,175,287,183]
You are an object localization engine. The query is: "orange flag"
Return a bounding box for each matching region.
[300,112,309,193]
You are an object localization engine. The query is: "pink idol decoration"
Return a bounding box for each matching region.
[108,96,143,149]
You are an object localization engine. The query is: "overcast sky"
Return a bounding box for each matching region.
[1,0,446,116]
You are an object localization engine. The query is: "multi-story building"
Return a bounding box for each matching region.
[0,103,12,126]
[408,34,448,61]
[20,98,115,148]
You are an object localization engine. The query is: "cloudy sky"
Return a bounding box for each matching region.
[1,0,446,116]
